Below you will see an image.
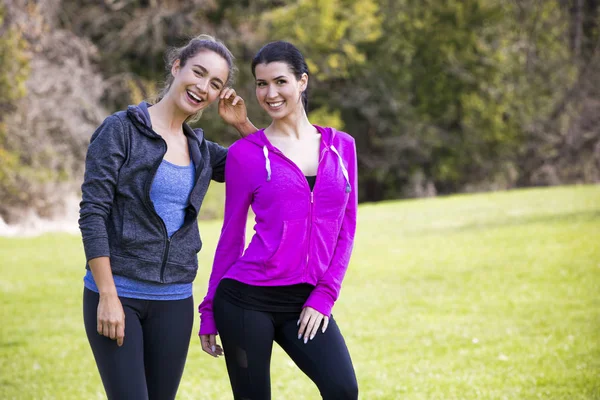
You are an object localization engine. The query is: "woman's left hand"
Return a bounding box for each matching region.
[218,87,247,126]
[297,307,330,344]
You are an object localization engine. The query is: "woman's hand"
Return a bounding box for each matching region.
[218,88,258,137]
[97,293,125,346]
[218,88,247,127]
[297,307,330,344]
[200,334,224,358]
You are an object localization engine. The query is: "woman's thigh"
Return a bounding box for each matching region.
[275,315,359,400]
[142,296,194,400]
[83,288,148,400]
[214,294,276,400]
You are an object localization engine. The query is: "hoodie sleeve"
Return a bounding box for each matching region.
[206,140,228,182]
[304,137,358,316]
[78,115,128,261]
[198,143,252,335]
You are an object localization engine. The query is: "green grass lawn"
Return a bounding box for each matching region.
[1,185,599,399]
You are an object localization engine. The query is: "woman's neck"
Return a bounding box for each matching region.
[266,108,315,140]
[148,96,189,135]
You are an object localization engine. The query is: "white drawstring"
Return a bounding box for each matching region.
[330,145,351,193]
[263,145,272,181]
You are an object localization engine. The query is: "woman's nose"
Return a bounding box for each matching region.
[266,84,277,98]
[196,79,209,93]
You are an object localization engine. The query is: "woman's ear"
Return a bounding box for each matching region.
[171,59,181,77]
[299,73,309,92]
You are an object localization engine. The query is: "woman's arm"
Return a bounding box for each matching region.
[79,115,128,346]
[198,144,253,337]
[79,115,127,261]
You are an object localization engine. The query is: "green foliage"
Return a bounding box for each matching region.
[1,186,599,398]
[261,0,382,80]
[1,0,597,222]
[0,7,29,105]
[308,106,344,130]
[0,5,31,217]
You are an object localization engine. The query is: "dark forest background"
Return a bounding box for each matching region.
[1,0,598,223]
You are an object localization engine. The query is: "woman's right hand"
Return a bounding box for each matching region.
[200,334,223,358]
[97,293,125,346]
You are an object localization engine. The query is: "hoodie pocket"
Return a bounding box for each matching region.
[312,217,341,274]
[121,207,137,246]
[265,218,308,274]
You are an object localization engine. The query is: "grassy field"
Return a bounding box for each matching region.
[1,185,599,399]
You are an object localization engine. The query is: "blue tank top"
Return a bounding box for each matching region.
[84,159,196,300]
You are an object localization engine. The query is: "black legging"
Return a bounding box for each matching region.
[83,288,194,400]
[213,291,359,400]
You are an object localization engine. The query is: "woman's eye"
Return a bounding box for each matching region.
[256,82,266,87]
[211,82,221,90]
[277,80,286,85]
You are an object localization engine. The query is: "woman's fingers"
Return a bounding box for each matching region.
[322,316,330,333]
[219,87,244,107]
[232,95,243,106]
[97,295,125,345]
[200,335,210,354]
[116,321,125,347]
[302,314,317,343]
[298,307,329,343]
[102,322,110,338]
[200,334,221,357]
[98,319,125,346]
[220,87,236,99]
[209,334,218,355]
[297,308,308,338]
[109,323,117,340]
[308,314,322,341]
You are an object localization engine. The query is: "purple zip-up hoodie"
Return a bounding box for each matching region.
[198,126,358,335]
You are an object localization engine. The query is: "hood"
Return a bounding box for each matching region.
[126,101,153,132]
[126,101,204,142]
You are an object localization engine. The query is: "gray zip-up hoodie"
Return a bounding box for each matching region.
[78,102,227,284]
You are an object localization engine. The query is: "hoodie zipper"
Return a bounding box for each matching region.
[305,190,314,280]
[132,107,201,283]
[305,146,330,279]
[144,139,172,283]
[270,144,329,279]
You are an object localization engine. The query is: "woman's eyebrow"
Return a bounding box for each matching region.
[256,75,286,82]
[192,64,224,86]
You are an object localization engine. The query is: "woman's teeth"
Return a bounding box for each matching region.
[187,90,203,103]
[268,101,284,108]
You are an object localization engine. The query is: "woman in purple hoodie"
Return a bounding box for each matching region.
[198,41,359,399]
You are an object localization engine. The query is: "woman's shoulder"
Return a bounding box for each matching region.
[229,131,265,155]
[90,112,130,142]
[333,130,355,146]
[317,126,355,151]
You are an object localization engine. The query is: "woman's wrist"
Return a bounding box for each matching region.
[98,288,118,298]
[233,118,258,137]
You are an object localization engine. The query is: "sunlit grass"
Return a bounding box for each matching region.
[1,185,599,399]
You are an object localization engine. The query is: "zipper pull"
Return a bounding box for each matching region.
[310,191,314,203]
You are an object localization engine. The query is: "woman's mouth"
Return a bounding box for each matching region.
[267,101,285,110]
[186,90,204,105]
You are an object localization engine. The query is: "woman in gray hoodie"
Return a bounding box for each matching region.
[79,34,256,400]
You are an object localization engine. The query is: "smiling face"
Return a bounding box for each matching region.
[254,61,307,120]
[168,50,229,116]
